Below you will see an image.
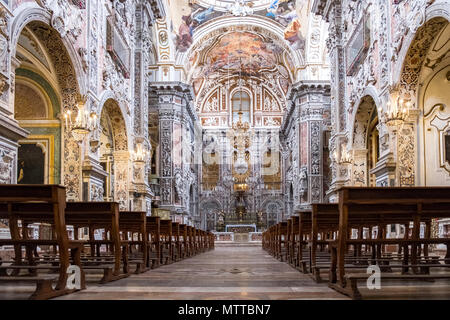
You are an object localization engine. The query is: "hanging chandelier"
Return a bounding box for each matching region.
[63,96,98,143]
[383,97,410,127]
[333,144,353,165]
[131,142,150,163]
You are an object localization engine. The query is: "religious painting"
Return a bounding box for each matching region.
[170,0,225,52]
[198,32,281,80]
[262,0,309,51]
[17,143,45,184]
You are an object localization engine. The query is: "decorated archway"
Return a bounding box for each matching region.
[99,98,130,210]
[11,18,83,199]
[350,96,379,187]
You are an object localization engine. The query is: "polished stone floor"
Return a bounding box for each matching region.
[57,244,346,300]
[1,245,449,300]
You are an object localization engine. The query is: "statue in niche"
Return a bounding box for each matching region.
[299,167,308,200]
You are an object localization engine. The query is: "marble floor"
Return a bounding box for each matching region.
[1,245,449,300]
[56,245,347,300]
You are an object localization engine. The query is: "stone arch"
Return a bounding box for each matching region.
[393,15,449,187]
[99,98,130,210]
[349,85,382,139]
[415,21,450,186]
[393,16,449,100]
[350,96,379,187]
[350,96,379,150]
[10,4,86,94]
[97,90,133,150]
[99,98,129,152]
[10,14,83,199]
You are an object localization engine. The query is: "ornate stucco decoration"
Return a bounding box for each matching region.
[36,0,84,40]
[0,149,13,184]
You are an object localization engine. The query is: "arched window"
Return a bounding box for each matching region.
[232,91,250,125]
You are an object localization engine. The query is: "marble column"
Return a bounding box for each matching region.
[312,0,347,201]
[0,35,29,184]
[282,81,330,209]
[149,82,197,220]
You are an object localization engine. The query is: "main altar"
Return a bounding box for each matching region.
[225,224,256,233]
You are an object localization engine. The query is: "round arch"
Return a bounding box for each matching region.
[392,8,449,91]
[349,87,381,149]
[97,91,133,152]
[10,3,86,94]
[349,96,380,187]
[98,98,130,210]
[10,9,83,200]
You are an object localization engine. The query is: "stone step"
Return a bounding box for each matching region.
[215,242,262,247]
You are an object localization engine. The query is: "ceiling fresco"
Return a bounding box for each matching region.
[166,0,312,129]
[169,0,310,53]
[194,32,282,79]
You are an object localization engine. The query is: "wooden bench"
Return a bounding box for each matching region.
[171,222,181,262]
[159,220,172,264]
[0,184,85,299]
[341,272,450,300]
[63,202,130,283]
[328,187,450,299]
[119,211,147,273]
[146,216,160,269]
[179,224,188,259]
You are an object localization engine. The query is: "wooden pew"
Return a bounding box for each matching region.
[209,231,215,250]
[277,222,288,262]
[0,185,84,300]
[308,203,416,282]
[119,211,147,273]
[288,216,300,267]
[193,227,199,255]
[286,219,293,265]
[146,217,160,269]
[179,224,188,259]
[171,222,181,262]
[200,230,206,252]
[329,187,450,299]
[159,220,172,264]
[186,226,194,257]
[63,202,130,282]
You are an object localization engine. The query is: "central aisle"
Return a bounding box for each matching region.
[57,245,346,300]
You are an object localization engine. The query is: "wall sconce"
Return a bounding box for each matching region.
[382,97,410,128]
[333,145,353,165]
[132,143,149,163]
